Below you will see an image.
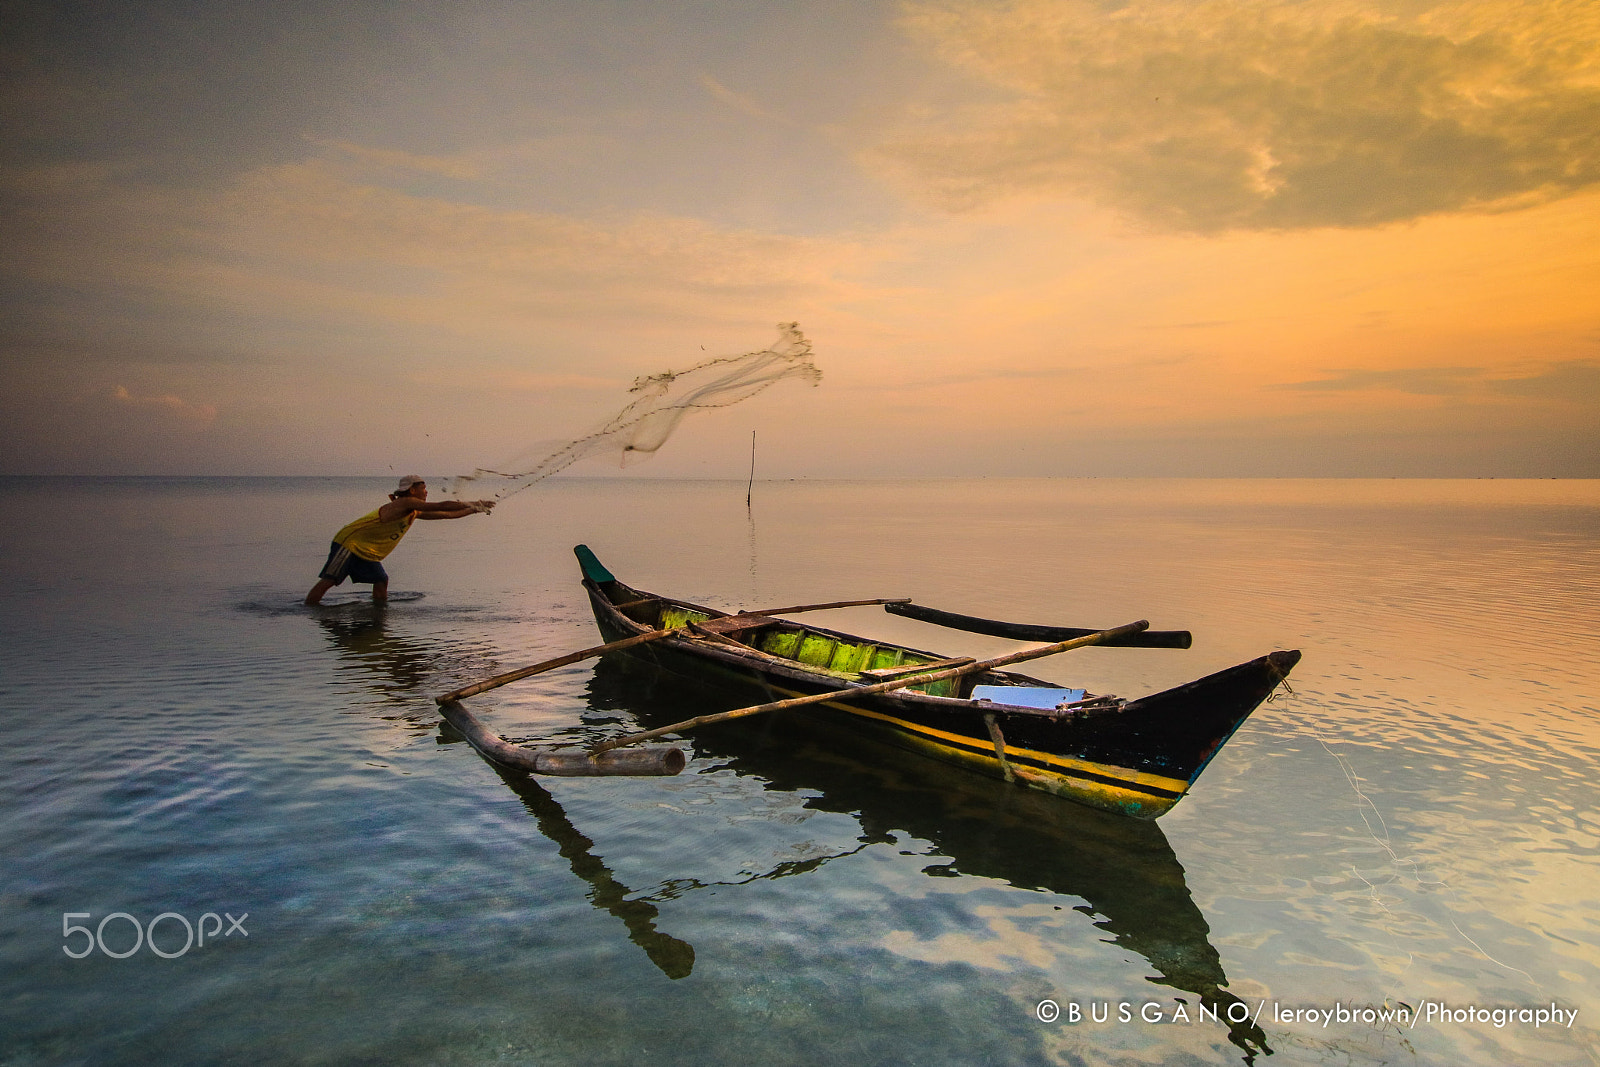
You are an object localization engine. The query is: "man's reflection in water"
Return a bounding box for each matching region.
[314,604,443,723]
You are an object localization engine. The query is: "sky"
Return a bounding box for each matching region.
[3,0,1598,478]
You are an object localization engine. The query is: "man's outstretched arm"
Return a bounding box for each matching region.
[378,497,495,521]
[415,501,493,520]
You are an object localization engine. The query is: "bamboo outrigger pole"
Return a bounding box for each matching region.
[433,596,925,777]
[434,598,913,704]
[436,628,681,704]
[588,619,1150,754]
[747,597,911,615]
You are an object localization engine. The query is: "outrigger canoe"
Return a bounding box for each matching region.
[577,545,1299,819]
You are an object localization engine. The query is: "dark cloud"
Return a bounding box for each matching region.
[880,0,1600,231]
[1285,360,1600,400]
[1285,366,1485,394]
[0,0,395,182]
[2,0,910,231]
[1485,360,1600,400]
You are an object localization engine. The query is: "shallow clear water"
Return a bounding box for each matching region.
[2,476,1596,1065]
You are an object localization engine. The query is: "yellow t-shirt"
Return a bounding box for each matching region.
[332,507,417,562]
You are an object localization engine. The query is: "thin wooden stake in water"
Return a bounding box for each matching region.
[589,620,1150,754]
[746,430,756,508]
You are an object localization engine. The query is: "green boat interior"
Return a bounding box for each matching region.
[614,594,965,698]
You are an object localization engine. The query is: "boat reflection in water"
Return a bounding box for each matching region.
[484,765,697,980]
[581,653,1272,1062]
[320,601,1266,1059]
[305,604,695,979]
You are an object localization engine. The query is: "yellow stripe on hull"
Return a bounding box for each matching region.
[756,683,1190,820]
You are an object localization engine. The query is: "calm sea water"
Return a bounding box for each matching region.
[2,476,1597,1066]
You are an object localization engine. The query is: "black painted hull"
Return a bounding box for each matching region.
[581,566,1298,819]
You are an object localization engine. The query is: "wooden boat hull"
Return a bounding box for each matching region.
[578,550,1299,819]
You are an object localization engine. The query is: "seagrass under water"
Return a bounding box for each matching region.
[1,476,1596,1065]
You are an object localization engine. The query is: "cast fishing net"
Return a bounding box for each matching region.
[450,323,819,501]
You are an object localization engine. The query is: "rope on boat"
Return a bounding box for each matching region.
[983,713,1015,783]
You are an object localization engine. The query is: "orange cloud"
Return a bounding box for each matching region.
[697,73,794,125]
[877,0,1600,231]
[306,138,484,181]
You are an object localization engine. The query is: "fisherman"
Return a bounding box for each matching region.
[304,474,496,605]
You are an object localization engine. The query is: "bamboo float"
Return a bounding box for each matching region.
[589,619,1150,754]
[440,700,686,776]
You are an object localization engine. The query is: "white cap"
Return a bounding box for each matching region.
[396,474,425,491]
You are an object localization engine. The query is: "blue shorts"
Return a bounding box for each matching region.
[318,542,390,585]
